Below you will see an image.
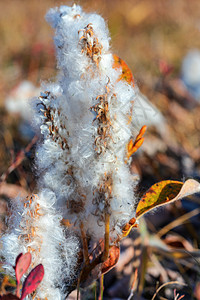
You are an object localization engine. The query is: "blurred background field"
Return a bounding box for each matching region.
[0,0,200,299]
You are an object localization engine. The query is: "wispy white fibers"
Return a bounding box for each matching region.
[2,191,79,299]
[36,3,139,244]
[2,4,144,299]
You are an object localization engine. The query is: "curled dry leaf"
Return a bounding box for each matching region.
[101,246,120,275]
[15,252,32,284]
[20,264,44,300]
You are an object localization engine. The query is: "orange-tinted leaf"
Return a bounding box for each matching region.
[15,253,31,284]
[122,219,138,238]
[101,246,120,274]
[113,54,134,86]
[135,125,147,142]
[128,139,134,152]
[136,179,200,219]
[20,264,44,300]
[125,125,147,162]
[0,294,19,300]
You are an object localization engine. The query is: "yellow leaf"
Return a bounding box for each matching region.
[136,179,200,219]
[121,179,200,239]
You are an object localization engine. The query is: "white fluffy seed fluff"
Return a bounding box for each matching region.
[37,4,139,242]
[2,192,79,299]
[2,4,148,299]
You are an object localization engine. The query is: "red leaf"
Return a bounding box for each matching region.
[0,294,20,300]
[15,253,32,284]
[20,264,44,300]
[15,254,23,269]
[101,246,120,274]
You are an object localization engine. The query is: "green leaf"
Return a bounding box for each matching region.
[136,179,200,219]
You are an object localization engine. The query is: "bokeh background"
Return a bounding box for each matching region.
[0,0,200,299]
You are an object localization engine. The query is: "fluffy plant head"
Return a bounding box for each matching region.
[2,192,80,299]
[37,4,140,245]
[2,4,142,298]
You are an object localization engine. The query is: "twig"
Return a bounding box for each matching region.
[80,222,90,265]
[151,281,186,300]
[127,268,138,300]
[102,213,110,262]
[174,289,185,300]
[157,208,200,238]
[1,135,38,182]
[98,274,104,300]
